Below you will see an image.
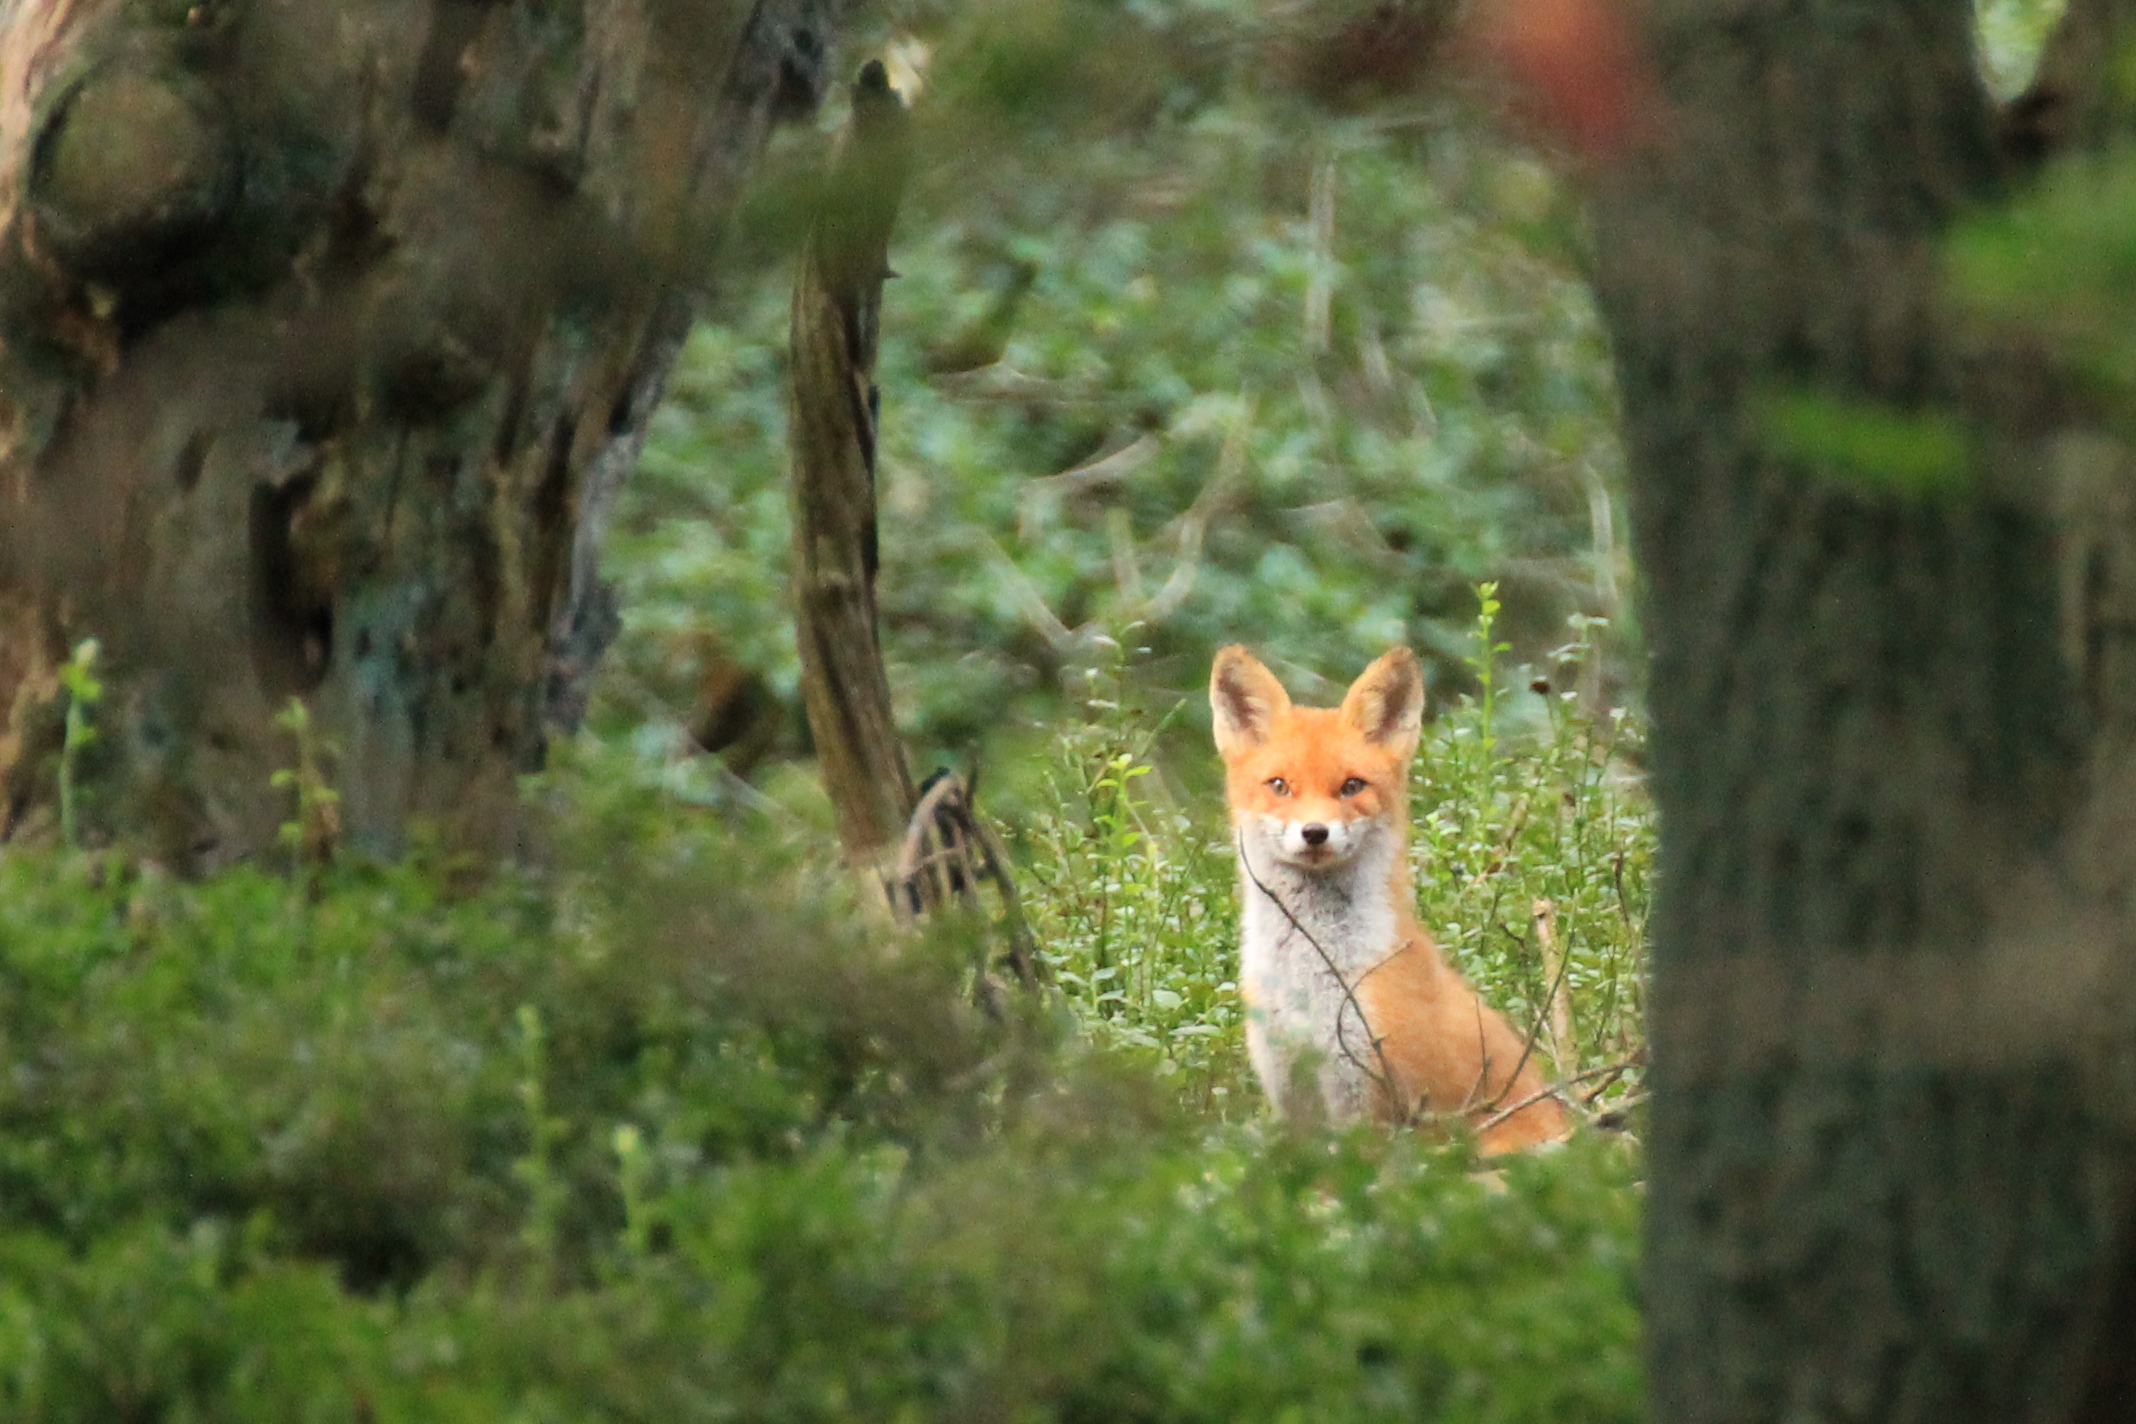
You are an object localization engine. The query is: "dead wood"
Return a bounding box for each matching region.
[787,60,915,868]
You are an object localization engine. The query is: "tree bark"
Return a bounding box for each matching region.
[787,59,913,870]
[0,0,846,865]
[1588,2,2136,1419]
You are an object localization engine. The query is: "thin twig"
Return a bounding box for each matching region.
[1476,912,1578,1114]
[1461,995,1498,1115]
[1610,845,1644,947]
[1578,1058,1634,1107]
[1473,1083,1564,1137]
[1535,897,1576,1076]
[1474,1057,1639,1135]
[1577,1044,1646,1109]
[1132,395,1253,627]
[1236,833,1402,1111]
[1468,793,1532,937]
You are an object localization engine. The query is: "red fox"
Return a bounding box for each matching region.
[1211,645,1568,1154]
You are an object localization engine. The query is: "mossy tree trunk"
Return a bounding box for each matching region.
[1588,1,2136,1417]
[0,0,844,866]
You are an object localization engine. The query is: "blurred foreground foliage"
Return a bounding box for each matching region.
[0,776,1641,1421]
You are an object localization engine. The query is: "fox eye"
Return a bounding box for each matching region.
[1339,777,1366,796]
[1267,777,1289,796]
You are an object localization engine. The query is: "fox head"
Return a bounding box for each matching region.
[1210,646,1424,872]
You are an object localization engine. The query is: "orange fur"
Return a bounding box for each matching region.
[1213,645,1567,1155]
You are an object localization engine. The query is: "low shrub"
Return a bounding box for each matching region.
[0,769,1643,1421]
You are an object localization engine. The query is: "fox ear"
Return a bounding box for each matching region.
[1340,647,1424,753]
[1211,646,1290,756]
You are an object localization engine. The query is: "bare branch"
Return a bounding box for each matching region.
[1473,906,1578,1115]
[1535,897,1577,1076]
[1474,1056,1642,1137]
[1236,832,1404,1112]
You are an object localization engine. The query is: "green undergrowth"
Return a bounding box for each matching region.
[0,766,1642,1421]
[1019,651,1255,1114]
[597,15,1632,799]
[1410,600,1650,1097]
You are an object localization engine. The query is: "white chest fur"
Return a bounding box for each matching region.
[1234,830,1402,1123]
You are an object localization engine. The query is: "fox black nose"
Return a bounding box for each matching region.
[1301,823,1329,847]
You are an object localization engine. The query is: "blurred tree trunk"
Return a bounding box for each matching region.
[1587,1,2136,1418]
[0,0,842,866]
